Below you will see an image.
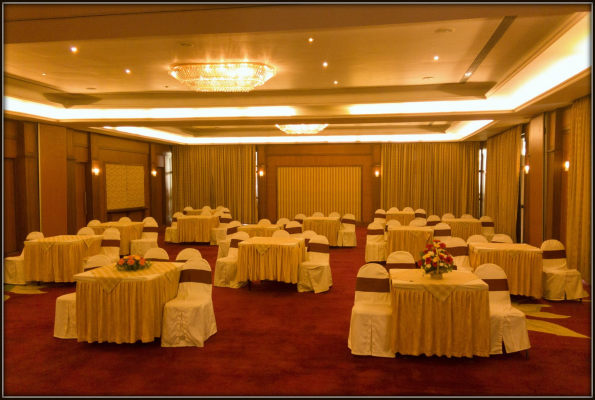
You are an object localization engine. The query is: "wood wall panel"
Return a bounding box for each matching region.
[75,162,88,230]
[4,159,18,255]
[524,114,545,246]
[544,110,563,241]
[16,122,40,243]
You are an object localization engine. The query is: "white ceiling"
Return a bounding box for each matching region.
[3,3,592,144]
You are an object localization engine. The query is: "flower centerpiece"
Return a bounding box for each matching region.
[116,255,152,272]
[417,239,454,279]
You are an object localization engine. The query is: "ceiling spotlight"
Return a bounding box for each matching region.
[42,73,46,76]
[178,42,194,47]
[434,56,439,60]
[71,47,78,53]
[276,124,329,135]
[465,72,472,76]
[309,38,313,42]
[435,28,456,34]
[86,87,96,90]
[334,81,338,84]
[125,69,131,74]
[323,62,328,67]
[422,76,434,80]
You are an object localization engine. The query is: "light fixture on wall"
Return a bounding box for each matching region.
[524,165,530,174]
[168,62,276,92]
[151,169,157,177]
[92,167,100,176]
[375,170,380,177]
[275,124,329,135]
[564,161,569,171]
[259,170,264,177]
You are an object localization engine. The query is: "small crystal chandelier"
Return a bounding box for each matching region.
[169,62,275,92]
[276,124,329,135]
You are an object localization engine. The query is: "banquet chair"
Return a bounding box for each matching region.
[176,248,202,262]
[210,213,232,245]
[87,220,101,227]
[130,220,159,256]
[183,206,193,215]
[214,233,249,289]
[298,235,332,293]
[4,231,44,285]
[433,222,452,241]
[386,251,416,271]
[144,248,169,261]
[272,230,290,238]
[384,220,401,240]
[54,254,111,339]
[276,218,290,229]
[541,240,586,301]
[467,234,489,244]
[294,213,306,224]
[258,218,272,226]
[374,209,387,229]
[444,237,472,272]
[162,258,217,347]
[300,230,317,247]
[461,214,475,219]
[474,263,530,357]
[442,213,455,220]
[83,228,120,265]
[221,207,230,214]
[348,263,394,358]
[492,234,513,244]
[312,212,324,217]
[285,221,303,237]
[119,217,132,223]
[143,217,157,224]
[409,219,426,227]
[387,207,399,213]
[202,206,212,211]
[402,207,414,213]
[337,213,357,247]
[200,209,212,216]
[365,222,387,263]
[426,215,441,227]
[216,221,243,259]
[414,208,427,219]
[216,206,224,211]
[329,212,341,218]
[77,227,95,236]
[480,216,496,242]
[165,212,184,243]
[213,210,223,218]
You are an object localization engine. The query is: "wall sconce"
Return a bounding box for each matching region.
[92,167,100,176]
[151,170,157,177]
[259,170,264,177]
[374,170,380,177]
[564,161,569,171]
[524,165,530,174]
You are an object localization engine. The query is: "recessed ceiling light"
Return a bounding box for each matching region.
[125,69,131,74]
[434,56,439,60]
[86,87,96,90]
[334,81,338,84]
[422,76,434,80]
[178,42,194,47]
[323,62,328,67]
[435,28,456,34]
[42,73,46,76]
[465,72,472,76]
[309,38,313,42]
[71,47,78,53]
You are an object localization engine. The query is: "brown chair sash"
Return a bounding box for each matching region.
[143,227,159,233]
[227,226,238,235]
[367,229,385,236]
[415,212,426,218]
[293,218,303,224]
[542,249,566,259]
[426,220,439,226]
[482,278,509,291]
[230,238,243,249]
[172,217,178,222]
[491,240,507,244]
[85,266,101,271]
[374,213,386,219]
[481,221,495,227]
[145,257,168,261]
[307,242,329,253]
[386,262,416,270]
[341,218,356,225]
[285,227,302,234]
[220,217,232,224]
[179,269,212,285]
[182,211,187,215]
[304,238,310,246]
[451,265,458,270]
[355,277,390,293]
[446,246,468,257]
[433,229,451,236]
[101,240,121,247]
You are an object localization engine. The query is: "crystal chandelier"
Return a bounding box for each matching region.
[169,62,275,92]
[276,124,329,135]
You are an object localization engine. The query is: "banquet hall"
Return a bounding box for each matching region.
[2,3,592,397]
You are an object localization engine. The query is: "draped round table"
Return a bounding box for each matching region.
[386,226,434,259]
[303,217,341,246]
[237,237,306,284]
[90,221,145,255]
[385,211,416,226]
[176,215,220,243]
[441,218,482,241]
[238,224,283,238]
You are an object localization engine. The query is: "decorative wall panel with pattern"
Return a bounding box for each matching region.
[106,164,145,210]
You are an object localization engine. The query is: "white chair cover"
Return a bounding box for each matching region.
[337,213,357,247]
[386,251,417,272]
[348,263,394,358]
[4,231,44,285]
[442,213,455,220]
[87,220,101,227]
[166,212,184,243]
[216,206,224,211]
[199,210,211,216]
[479,216,496,242]
[300,230,317,248]
[385,219,401,240]
[130,220,159,256]
[162,258,217,347]
[144,247,169,261]
[329,212,340,218]
[77,227,95,236]
[119,217,132,223]
[373,209,387,229]
[474,263,530,355]
[365,222,386,262]
[467,234,488,244]
[312,212,324,217]
[217,223,244,259]
[176,248,202,262]
[183,206,194,212]
[387,207,399,213]
[84,254,111,271]
[210,213,232,246]
[285,221,303,237]
[461,214,474,219]
[202,206,212,211]
[294,213,307,224]
[414,208,427,219]
[143,217,157,224]
[298,235,332,293]
[258,219,272,226]
[214,234,249,289]
[276,218,290,228]
[492,234,513,244]
[272,230,290,238]
[221,207,230,214]
[402,207,414,213]
[444,237,472,272]
[409,219,426,227]
[541,240,585,301]
[426,215,441,227]
[97,228,121,263]
[433,222,452,242]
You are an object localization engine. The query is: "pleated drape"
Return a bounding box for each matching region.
[277,167,361,220]
[566,95,591,283]
[484,126,522,242]
[380,142,479,217]
[172,145,257,224]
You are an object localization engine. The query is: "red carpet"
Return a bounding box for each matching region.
[3,227,592,396]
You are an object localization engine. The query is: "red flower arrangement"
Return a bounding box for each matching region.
[418,239,455,275]
[116,255,152,271]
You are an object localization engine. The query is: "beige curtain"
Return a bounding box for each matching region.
[277,166,361,220]
[485,125,522,242]
[172,145,257,224]
[566,95,591,283]
[381,142,479,217]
